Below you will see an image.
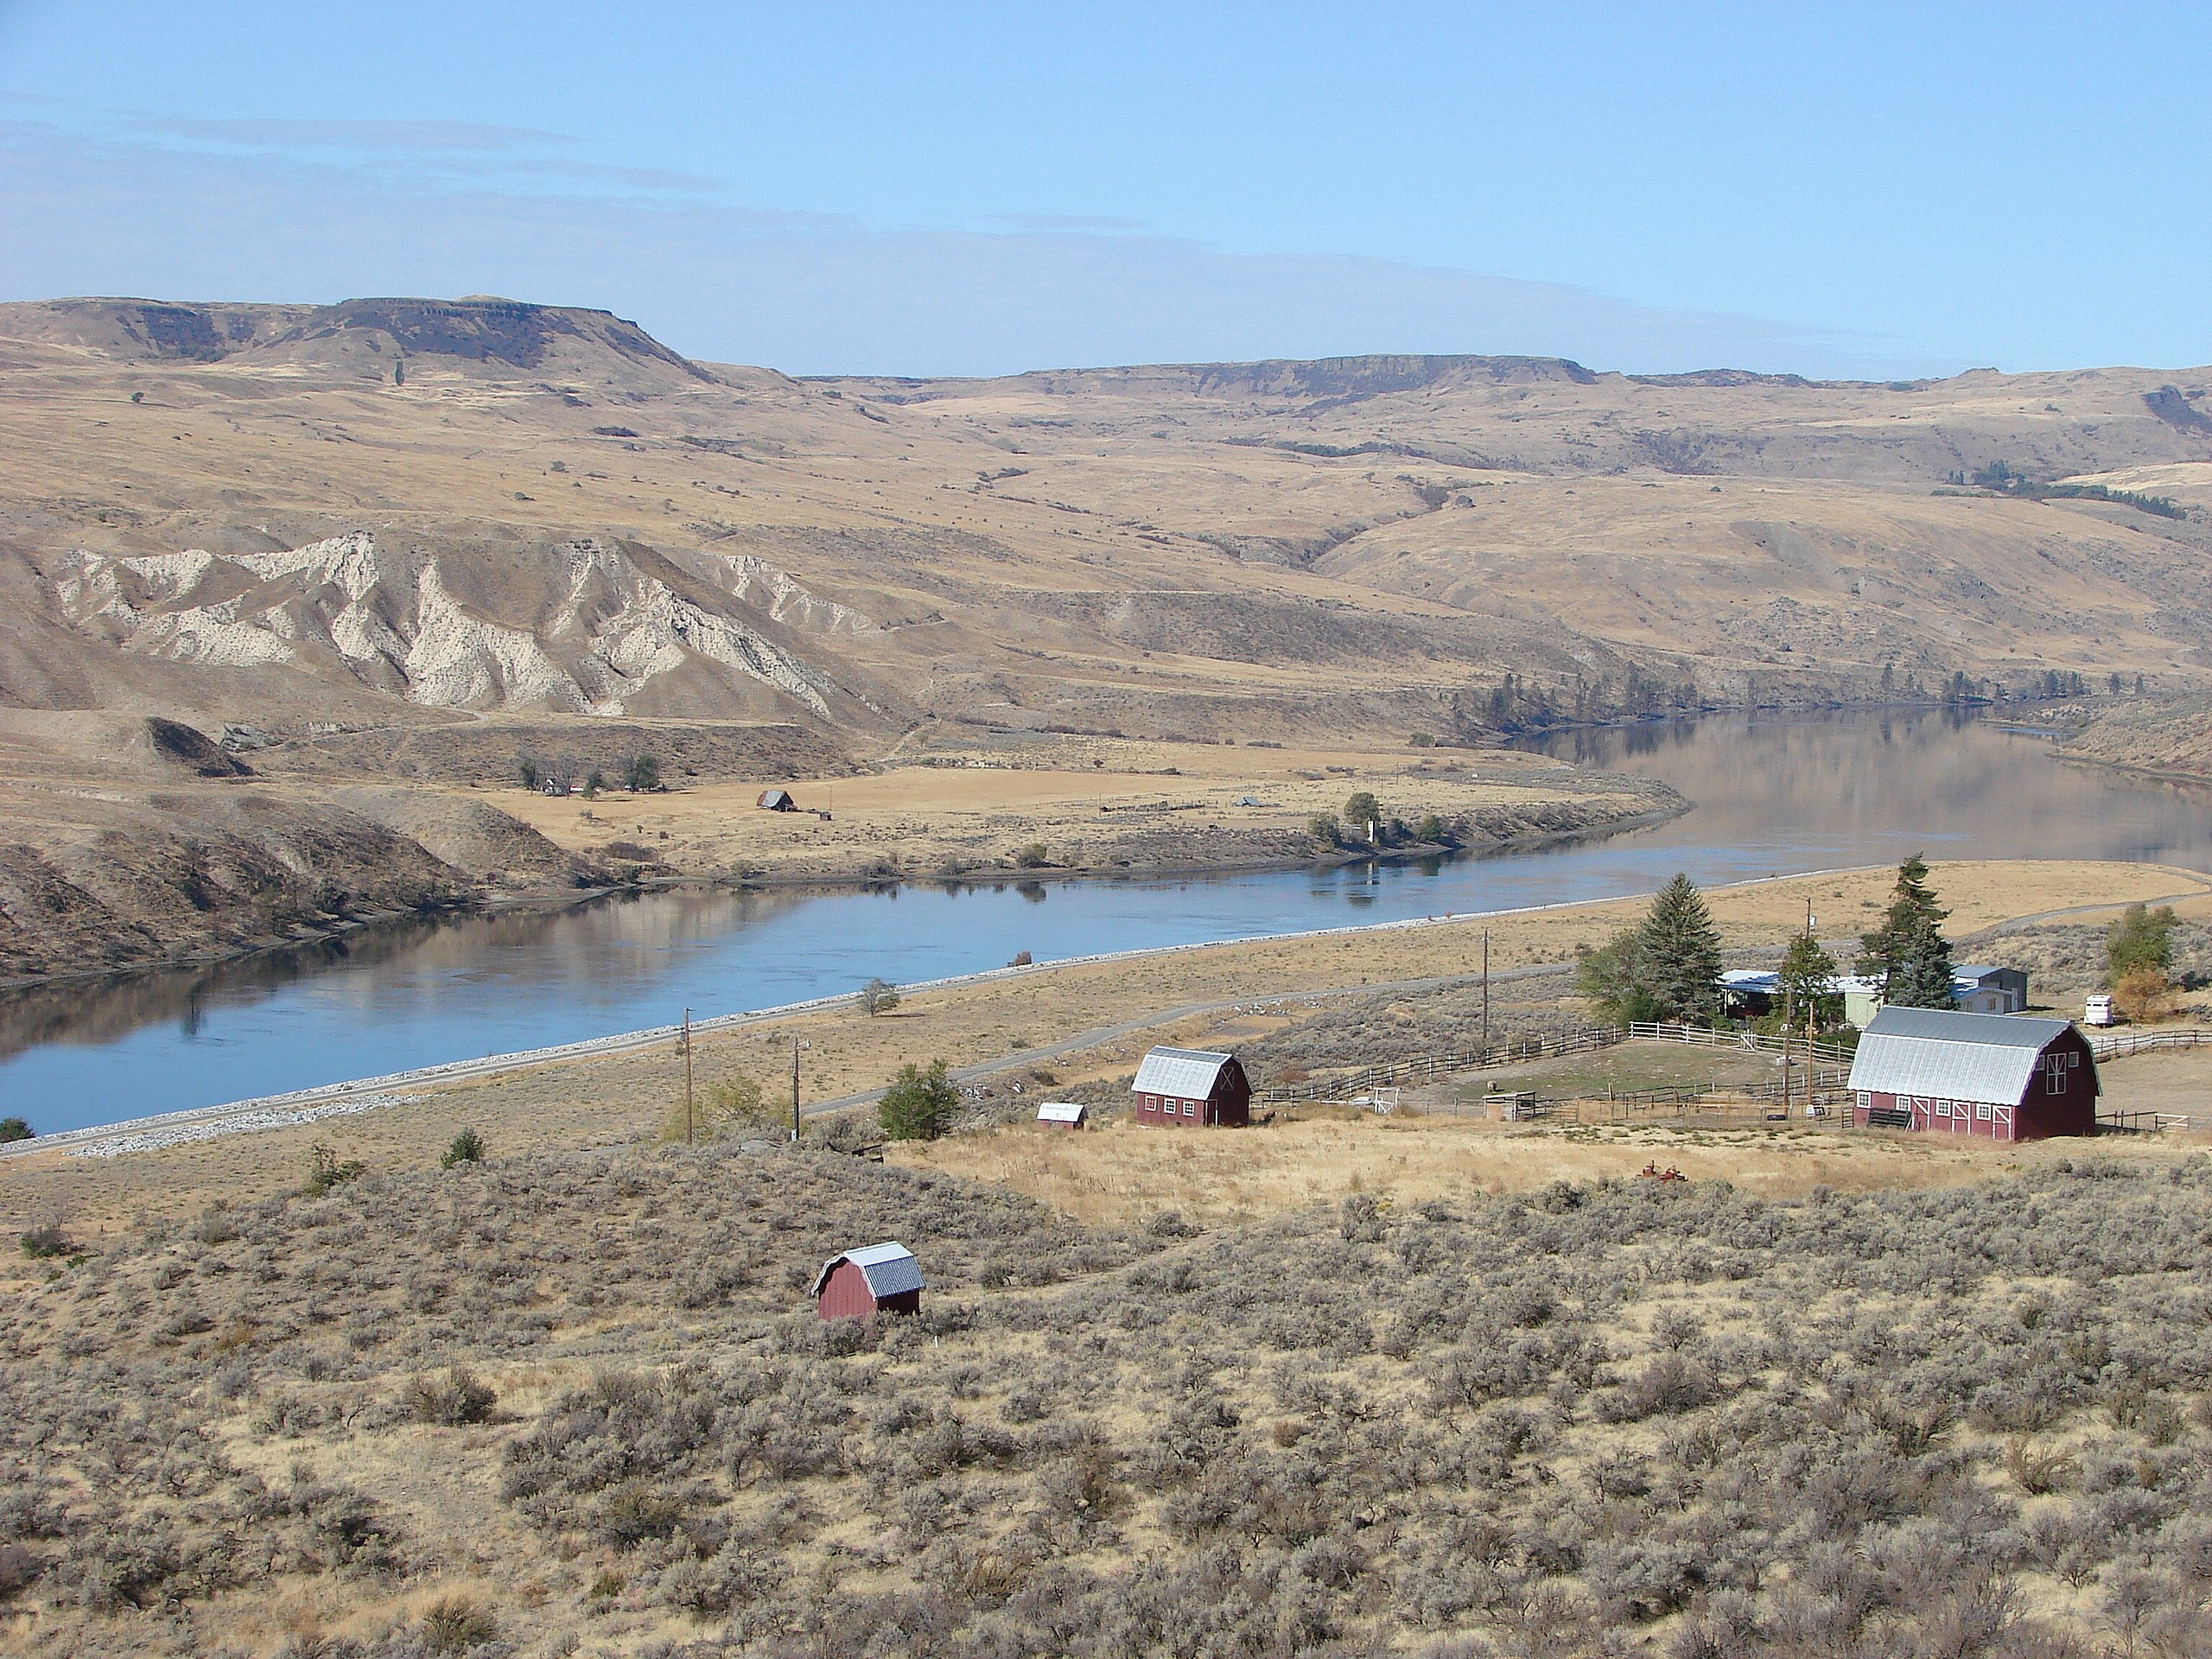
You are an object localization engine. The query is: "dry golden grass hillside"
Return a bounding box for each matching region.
[7,296,2212,752]
[5,294,2212,976]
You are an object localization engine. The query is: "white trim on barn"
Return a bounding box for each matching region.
[1846,1007,2073,1104]
[1133,1047,1236,1098]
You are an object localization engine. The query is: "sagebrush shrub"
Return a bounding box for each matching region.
[404,1365,496,1427]
[419,1591,497,1653]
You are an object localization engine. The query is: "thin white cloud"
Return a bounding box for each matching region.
[986,213,1150,233]
[129,116,574,151]
[0,117,1926,379]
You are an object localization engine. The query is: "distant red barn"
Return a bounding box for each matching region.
[1844,1007,2099,1141]
[1131,1046,1251,1128]
[812,1241,924,1319]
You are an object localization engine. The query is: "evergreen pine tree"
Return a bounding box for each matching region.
[1637,874,1725,1024]
[1776,929,1840,1029]
[1857,855,1955,1008]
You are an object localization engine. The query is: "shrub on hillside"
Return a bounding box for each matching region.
[880,1059,957,1141]
[404,1364,497,1426]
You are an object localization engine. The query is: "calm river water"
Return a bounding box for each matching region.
[7,709,2210,1132]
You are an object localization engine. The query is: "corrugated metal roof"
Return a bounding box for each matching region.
[812,1240,924,1300]
[1036,1101,1086,1122]
[1134,1046,1235,1098]
[1847,1007,2077,1104]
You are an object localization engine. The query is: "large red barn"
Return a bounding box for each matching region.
[812,1242,924,1319]
[1844,1007,2099,1141]
[1131,1047,1251,1128]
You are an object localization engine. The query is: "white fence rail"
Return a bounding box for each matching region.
[2091,1028,2212,1062]
[1258,1021,1852,1107]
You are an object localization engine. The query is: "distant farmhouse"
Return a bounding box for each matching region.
[1844,1007,2098,1141]
[757,787,797,811]
[1721,964,2027,1023]
[1132,1046,1251,1128]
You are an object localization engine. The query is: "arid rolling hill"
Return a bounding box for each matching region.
[3,293,2212,977]
[10,296,2212,741]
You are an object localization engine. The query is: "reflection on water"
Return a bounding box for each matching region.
[6,709,2211,1133]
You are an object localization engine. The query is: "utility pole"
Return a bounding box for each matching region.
[682,1007,694,1145]
[1481,930,1491,1061]
[1781,951,1794,1121]
[791,1039,802,1143]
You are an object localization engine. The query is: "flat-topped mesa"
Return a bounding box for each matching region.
[0,295,714,390]
[838,352,1605,407]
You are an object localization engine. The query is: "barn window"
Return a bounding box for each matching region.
[1182,1100,1196,1116]
[1977,1101,1993,1121]
[1933,1100,1951,1117]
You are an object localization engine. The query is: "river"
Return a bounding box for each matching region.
[6,709,2209,1134]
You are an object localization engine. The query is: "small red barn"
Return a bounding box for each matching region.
[812,1241,924,1319]
[1036,1100,1087,1130]
[1845,1007,2099,1141]
[1131,1046,1251,1128]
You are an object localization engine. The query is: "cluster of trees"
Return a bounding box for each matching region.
[1448,668,1703,738]
[1577,857,1962,1032]
[1946,459,2186,518]
[1309,791,1450,850]
[515,754,663,794]
[1574,874,1728,1026]
[2108,900,2183,1023]
[1875,663,2135,703]
[2035,670,2091,700]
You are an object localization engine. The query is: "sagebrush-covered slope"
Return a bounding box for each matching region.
[7,1141,2212,1655]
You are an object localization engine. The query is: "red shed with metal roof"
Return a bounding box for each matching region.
[1844,1007,2098,1141]
[813,1241,924,1319]
[1131,1046,1251,1128]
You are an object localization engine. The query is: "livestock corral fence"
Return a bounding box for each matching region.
[1256,1019,2202,1135]
[1627,1022,1857,1066]
[2090,1028,2212,1062]
[2085,1030,2209,1134]
[1480,1081,1858,1128]
[1255,1025,1625,1105]
[1255,1021,1852,1116]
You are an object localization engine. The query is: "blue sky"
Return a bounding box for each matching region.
[1,3,2207,377]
